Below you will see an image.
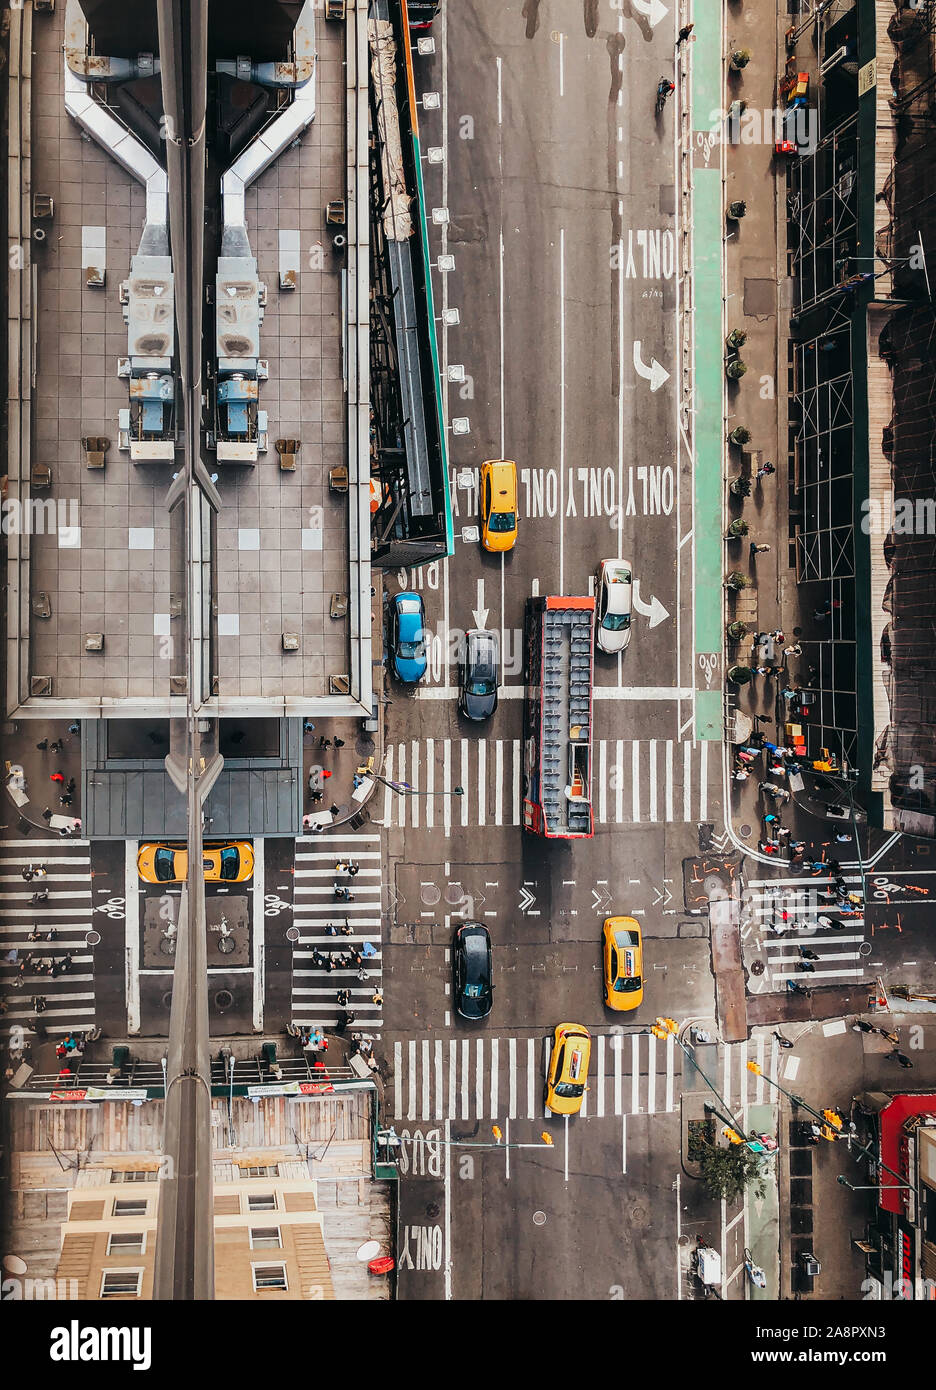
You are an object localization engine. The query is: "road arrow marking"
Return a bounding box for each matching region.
[632,579,670,629]
[632,340,670,392]
[472,578,488,630]
[518,886,536,913]
[651,885,674,907]
[632,0,669,28]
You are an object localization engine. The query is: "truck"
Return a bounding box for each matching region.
[521,595,595,839]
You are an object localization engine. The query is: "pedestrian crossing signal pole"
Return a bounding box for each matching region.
[651,1018,762,1153]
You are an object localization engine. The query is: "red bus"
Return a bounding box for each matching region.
[522,596,595,839]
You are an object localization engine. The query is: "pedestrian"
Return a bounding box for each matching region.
[732,767,749,782]
[835,832,853,843]
[51,958,62,978]
[756,461,776,479]
[372,990,383,1007]
[750,542,771,556]
[816,914,836,930]
[890,1051,914,1069]
[350,949,364,969]
[770,630,785,643]
[303,719,316,734]
[321,770,333,781]
[46,927,57,941]
[796,960,815,973]
[852,1019,875,1034]
[361,941,377,958]
[676,21,694,43]
[763,812,779,827]
[41,808,52,821]
[748,731,767,747]
[27,925,40,942]
[33,995,47,1014]
[799,947,819,961]
[324,955,336,973]
[340,922,354,936]
[774,1032,794,1049]
[67,721,80,735]
[777,826,791,842]
[337,988,350,1007]
[59,795,73,807]
[318,736,332,750]
[21,866,34,882]
[347,862,359,878]
[357,967,369,982]
[324,923,338,937]
[759,840,778,855]
[66,777,76,793]
[784,644,802,657]
[50,739,64,753]
[333,884,350,901]
[333,737,345,749]
[35,738,48,751]
[50,771,64,784]
[789,839,806,852]
[736,751,756,766]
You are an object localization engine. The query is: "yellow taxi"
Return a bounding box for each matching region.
[479,459,518,551]
[544,1023,591,1115]
[602,915,644,1011]
[137,841,255,885]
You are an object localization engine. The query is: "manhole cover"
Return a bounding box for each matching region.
[858,941,872,956]
[444,883,466,905]
[85,930,102,947]
[629,1204,649,1228]
[286,926,300,943]
[750,959,765,976]
[420,884,442,906]
[739,823,752,838]
[214,989,234,1013]
[532,1210,547,1227]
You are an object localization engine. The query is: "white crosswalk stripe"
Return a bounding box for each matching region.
[0,837,96,1037]
[391,1031,678,1121]
[742,874,869,983]
[379,738,718,830]
[290,835,383,1028]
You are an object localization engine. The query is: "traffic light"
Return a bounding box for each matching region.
[822,1109,843,1130]
[723,1127,746,1145]
[540,1132,554,1146]
[746,1061,762,1076]
[491,1126,503,1144]
[819,1125,838,1142]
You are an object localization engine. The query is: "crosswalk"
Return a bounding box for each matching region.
[378,737,718,831]
[390,1029,791,1122]
[290,833,384,1030]
[0,837,97,1038]
[743,873,869,986]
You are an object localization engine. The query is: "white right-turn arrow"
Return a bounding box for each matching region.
[632,579,670,629]
[472,577,488,630]
[633,340,671,392]
[632,0,670,28]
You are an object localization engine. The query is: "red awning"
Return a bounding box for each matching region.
[878,1093,936,1212]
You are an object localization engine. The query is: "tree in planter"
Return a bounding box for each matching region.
[725,571,751,591]
[726,329,747,350]
[728,425,751,446]
[697,1142,768,1204]
[729,476,752,498]
[727,665,754,685]
[730,49,751,71]
[727,200,747,220]
[724,518,749,539]
[727,620,748,640]
[726,358,748,380]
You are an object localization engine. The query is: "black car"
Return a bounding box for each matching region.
[458,628,499,721]
[452,923,493,1019]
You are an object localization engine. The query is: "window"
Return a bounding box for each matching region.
[249,1227,282,1250]
[247,1193,277,1213]
[241,1165,276,1179]
[101,1269,143,1298]
[252,1262,288,1291]
[106,1232,146,1255]
[110,1170,149,1183]
[112,1199,148,1217]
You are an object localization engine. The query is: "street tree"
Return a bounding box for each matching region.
[698,1143,768,1204]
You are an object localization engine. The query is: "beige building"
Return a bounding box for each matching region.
[6,1092,391,1301]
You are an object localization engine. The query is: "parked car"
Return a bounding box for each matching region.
[452,923,493,1019]
[480,459,518,551]
[137,842,255,885]
[595,558,633,654]
[389,592,428,683]
[602,915,644,1011]
[458,628,499,721]
[544,1023,591,1114]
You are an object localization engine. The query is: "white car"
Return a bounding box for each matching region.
[595,559,633,653]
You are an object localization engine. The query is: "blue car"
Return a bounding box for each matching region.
[389,592,428,683]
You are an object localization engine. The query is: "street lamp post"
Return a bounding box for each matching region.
[365,772,464,799]
[377,1126,553,1152]
[651,1019,768,1153]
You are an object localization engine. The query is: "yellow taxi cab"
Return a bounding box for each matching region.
[602,915,644,1011]
[479,459,518,552]
[137,841,255,885]
[544,1023,591,1114]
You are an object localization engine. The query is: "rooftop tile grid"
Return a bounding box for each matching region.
[23,7,353,705]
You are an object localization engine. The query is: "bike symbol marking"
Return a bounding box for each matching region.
[95,896,126,920]
[264,894,291,918]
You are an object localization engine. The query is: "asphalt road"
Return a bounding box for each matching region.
[381,0,725,1301]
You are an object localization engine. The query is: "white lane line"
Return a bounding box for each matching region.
[596,1034,605,1117]
[632,741,641,822]
[411,740,420,829]
[527,1037,536,1118]
[564,1115,569,1182]
[700,738,708,820]
[722,1038,731,1108]
[461,1038,469,1119]
[512,739,521,825]
[125,838,140,1034]
[615,739,624,823]
[449,1038,457,1118]
[475,1038,484,1117]
[407,1039,416,1121]
[622,1111,627,1174]
[755,1035,766,1105]
[490,1036,499,1119]
[496,53,502,126]
[421,1038,430,1120]
[426,737,435,829]
[509,1036,517,1118]
[559,225,566,594]
[558,32,564,97]
[666,1035,675,1112]
[614,1035,623,1115]
[631,1033,640,1114]
[477,740,486,826]
[683,740,692,823]
[397,744,407,829]
[494,740,504,827]
[647,1032,657,1114]
[649,739,658,822]
[499,226,506,456]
